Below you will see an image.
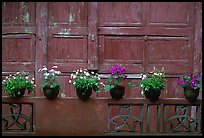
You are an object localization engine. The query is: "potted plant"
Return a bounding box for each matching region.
[140,67,166,102]
[2,71,35,98]
[177,73,201,102]
[69,69,101,101]
[104,65,135,100]
[38,65,63,100]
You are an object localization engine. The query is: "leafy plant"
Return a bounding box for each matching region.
[140,67,166,92]
[177,73,201,89]
[104,65,135,92]
[2,71,35,97]
[69,69,102,93]
[38,65,62,89]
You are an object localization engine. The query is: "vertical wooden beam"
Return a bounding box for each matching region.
[88,2,99,70]
[35,2,48,96]
[193,2,202,74]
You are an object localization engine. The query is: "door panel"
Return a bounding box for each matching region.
[149,2,194,27]
[99,2,143,27]
[99,36,144,73]
[47,2,88,72]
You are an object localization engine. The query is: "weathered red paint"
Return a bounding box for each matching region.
[2,2,202,136]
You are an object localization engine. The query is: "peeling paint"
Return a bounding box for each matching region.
[58,28,71,35]
[23,12,30,23]
[69,13,74,23]
[20,2,25,9]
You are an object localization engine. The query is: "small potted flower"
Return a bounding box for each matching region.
[104,65,135,100]
[140,67,166,102]
[69,69,101,101]
[177,73,201,102]
[2,71,35,98]
[38,65,63,100]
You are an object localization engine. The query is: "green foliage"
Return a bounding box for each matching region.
[140,67,166,91]
[2,72,35,97]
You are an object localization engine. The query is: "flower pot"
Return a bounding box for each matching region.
[184,87,199,102]
[144,88,161,102]
[43,85,60,100]
[76,88,92,101]
[11,88,26,98]
[110,85,125,100]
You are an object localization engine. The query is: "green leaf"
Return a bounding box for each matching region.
[107,76,114,83]
[104,84,114,92]
[127,82,135,88]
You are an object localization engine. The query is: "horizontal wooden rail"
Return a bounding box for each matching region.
[2,97,202,136]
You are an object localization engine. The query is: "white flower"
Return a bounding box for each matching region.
[31,81,34,84]
[142,75,147,80]
[38,68,42,72]
[85,72,90,76]
[80,69,82,72]
[91,71,94,74]
[73,75,76,79]
[73,82,76,85]
[69,80,72,83]
[32,78,35,81]
[141,90,144,95]
[52,66,58,68]
[42,67,47,71]
[100,82,105,86]
[25,76,29,79]
[56,71,61,74]
[44,72,49,77]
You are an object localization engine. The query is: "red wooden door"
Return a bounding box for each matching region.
[2,2,199,98]
[97,2,197,99]
[2,2,36,97]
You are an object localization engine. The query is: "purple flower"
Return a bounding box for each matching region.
[190,80,197,88]
[177,73,201,89]
[177,78,184,85]
[193,74,200,79]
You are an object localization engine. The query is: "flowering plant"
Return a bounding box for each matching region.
[2,71,35,97]
[69,69,102,93]
[38,65,62,89]
[140,67,166,92]
[104,65,135,92]
[177,73,201,89]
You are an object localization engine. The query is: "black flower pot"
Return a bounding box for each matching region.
[11,88,26,98]
[43,85,60,100]
[110,85,125,100]
[144,88,161,102]
[76,88,92,101]
[184,87,199,102]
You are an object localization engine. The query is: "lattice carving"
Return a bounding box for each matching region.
[2,103,33,132]
[108,105,143,132]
